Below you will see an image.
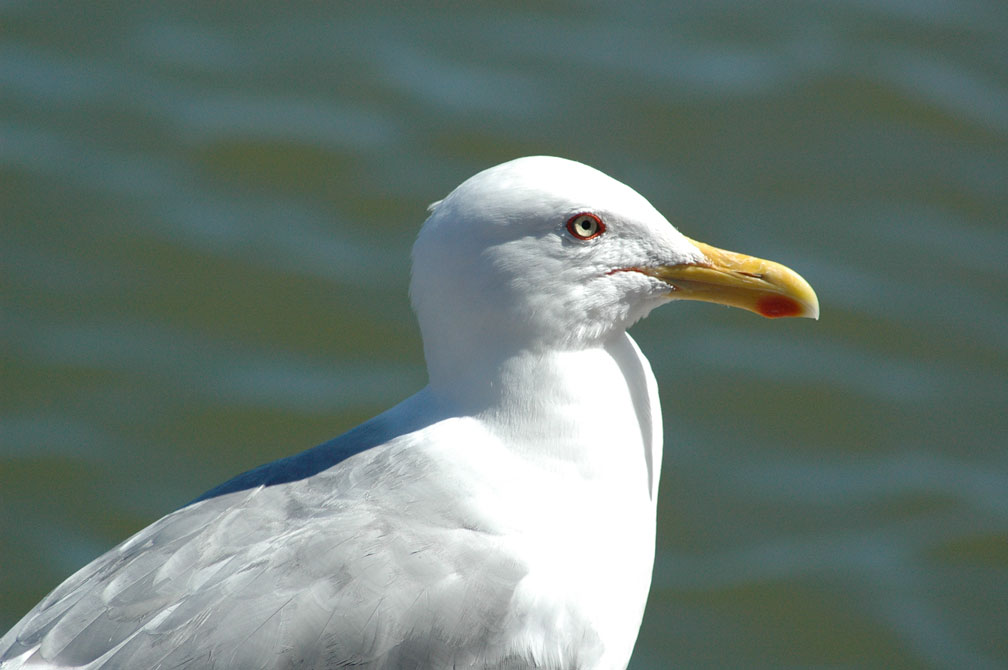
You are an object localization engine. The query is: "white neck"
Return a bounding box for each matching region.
[430,332,663,669]
[425,331,662,504]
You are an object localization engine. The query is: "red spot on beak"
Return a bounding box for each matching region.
[757,295,803,318]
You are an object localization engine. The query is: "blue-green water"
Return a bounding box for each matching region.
[2,2,1006,667]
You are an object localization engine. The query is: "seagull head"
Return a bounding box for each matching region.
[410,156,818,390]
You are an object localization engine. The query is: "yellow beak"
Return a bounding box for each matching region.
[644,238,820,319]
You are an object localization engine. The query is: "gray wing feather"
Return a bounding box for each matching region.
[0,408,536,669]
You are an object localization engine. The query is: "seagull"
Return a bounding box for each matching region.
[0,156,818,669]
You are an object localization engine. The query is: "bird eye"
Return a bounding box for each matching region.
[566,213,605,241]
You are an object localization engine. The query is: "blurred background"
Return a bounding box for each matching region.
[2,1,1006,667]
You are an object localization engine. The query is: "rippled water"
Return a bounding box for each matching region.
[2,2,1006,667]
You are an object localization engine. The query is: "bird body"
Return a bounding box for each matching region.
[1,156,817,669]
[2,339,659,669]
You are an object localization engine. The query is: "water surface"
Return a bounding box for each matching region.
[2,2,1006,667]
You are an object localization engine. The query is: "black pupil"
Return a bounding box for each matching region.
[579,218,593,233]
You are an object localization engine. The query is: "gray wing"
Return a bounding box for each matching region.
[0,405,534,669]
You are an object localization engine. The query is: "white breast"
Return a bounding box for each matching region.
[417,332,662,668]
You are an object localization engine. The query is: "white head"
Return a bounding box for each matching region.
[410,156,817,396]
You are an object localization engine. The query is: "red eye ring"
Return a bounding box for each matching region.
[566,212,606,241]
